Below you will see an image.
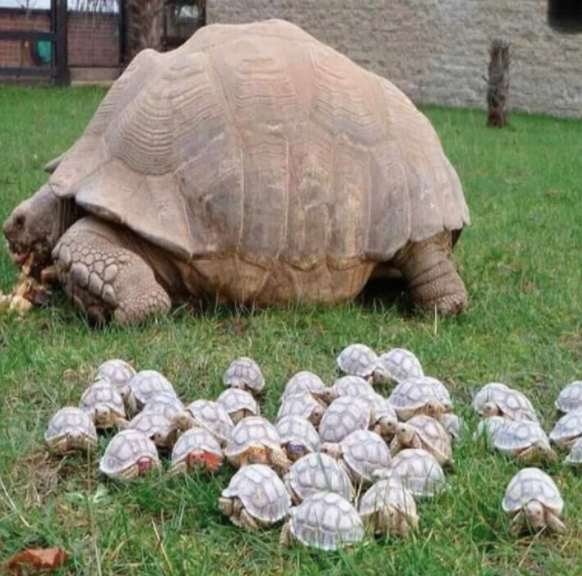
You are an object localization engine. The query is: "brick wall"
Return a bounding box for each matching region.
[0,9,49,68]
[68,12,119,67]
[0,8,119,70]
[207,0,582,119]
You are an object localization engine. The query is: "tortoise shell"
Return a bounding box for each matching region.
[47,19,468,305]
[288,492,364,551]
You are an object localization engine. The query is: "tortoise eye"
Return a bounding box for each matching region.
[14,214,25,229]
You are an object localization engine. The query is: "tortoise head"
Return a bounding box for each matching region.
[481,402,502,419]
[3,185,79,275]
[310,405,326,426]
[67,429,90,451]
[313,388,337,405]
[187,451,222,472]
[379,506,401,533]
[286,442,309,462]
[524,500,546,529]
[320,442,342,460]
[377,417,398,440]
[94,406,112,427]
[137,457,155,475]
[396,423,416,447]
[246,445,269,465]
[425,399,447,421]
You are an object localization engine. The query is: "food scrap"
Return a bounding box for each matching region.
[0,255,53,316]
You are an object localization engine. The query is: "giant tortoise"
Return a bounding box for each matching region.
[2,19,470,325]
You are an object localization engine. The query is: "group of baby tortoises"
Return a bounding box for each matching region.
[43,345,581,550]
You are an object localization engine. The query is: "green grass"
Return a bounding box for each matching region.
[1,85,582,575]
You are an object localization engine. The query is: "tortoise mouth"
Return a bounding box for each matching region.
[6,240,53,279]
[10,250,30,267]
[137,458,152,473]
[4,237,28,266]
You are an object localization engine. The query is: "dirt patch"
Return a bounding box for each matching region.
[13,448,97,507]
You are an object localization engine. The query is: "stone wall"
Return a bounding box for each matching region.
[207,0,582,118]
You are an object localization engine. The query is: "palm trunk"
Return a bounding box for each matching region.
[125,0,166,59]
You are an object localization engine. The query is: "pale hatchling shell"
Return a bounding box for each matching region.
[442,413,465,441]
[222,464,290,523]
[289,492,364,551]
[45,407,98,447]
[556,381,582,413]
[129,370,176,408]
[185,400,234,443]
[276,415,321,453]
[127,411,172,441]
[338,430,391,481]
[389,448,446,498]
[549,409,582,448]
[79,380,126,417]
[367,395,398,424]
[319,396,371,443]
[493,389,538,421]
[171,427,223,465]
[375,348,424,384]
[336,344,379,378]
[286,453,354,502]
[277,393,324,422]
[225,416,282,458]
[358,478,417,520]
[330,376,375,398]
[99,429,160,477]
[388,377,452,418]
[502,468,563,514]
[282,372,326,399]
[95,359,136,388]
[142,392,185,418]
[404,415,452,462]
[565,437,582,465]
[472,383,509,413]
[217,388,260,418]
[223,357,265,393]
[493,420,551,454]
[473,383,537,422]
[473,416,508,446]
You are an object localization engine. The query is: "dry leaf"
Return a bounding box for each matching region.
[10,296,34,315]
[6,546,70,574]
[0,293,10,312]
[0,255,52,317]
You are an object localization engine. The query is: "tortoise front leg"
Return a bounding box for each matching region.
[509,510,525,535]
[52,217,171,325]
[397,515,411,540]
[392,231,468,315]
[279,521,293,548]
[240,509,260,531]
[545,511,566,533]
[389,436,403,457]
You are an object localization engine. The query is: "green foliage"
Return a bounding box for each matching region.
[1,86,582,575]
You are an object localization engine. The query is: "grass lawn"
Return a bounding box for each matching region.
[1,85,582,576]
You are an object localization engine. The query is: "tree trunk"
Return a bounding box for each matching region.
[486,39,511,128]
[125,0,165,60]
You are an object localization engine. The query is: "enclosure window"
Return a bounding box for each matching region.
[548,0,582,33]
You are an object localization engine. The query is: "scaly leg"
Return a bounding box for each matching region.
[392,231,468,315]
[52,217,171,325]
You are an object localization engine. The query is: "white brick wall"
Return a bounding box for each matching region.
[207,0,582,118]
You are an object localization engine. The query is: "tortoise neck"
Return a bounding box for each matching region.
[56,198,83,241]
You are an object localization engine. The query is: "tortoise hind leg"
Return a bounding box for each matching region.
[52,216,171,325]
[391,231,468,315]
